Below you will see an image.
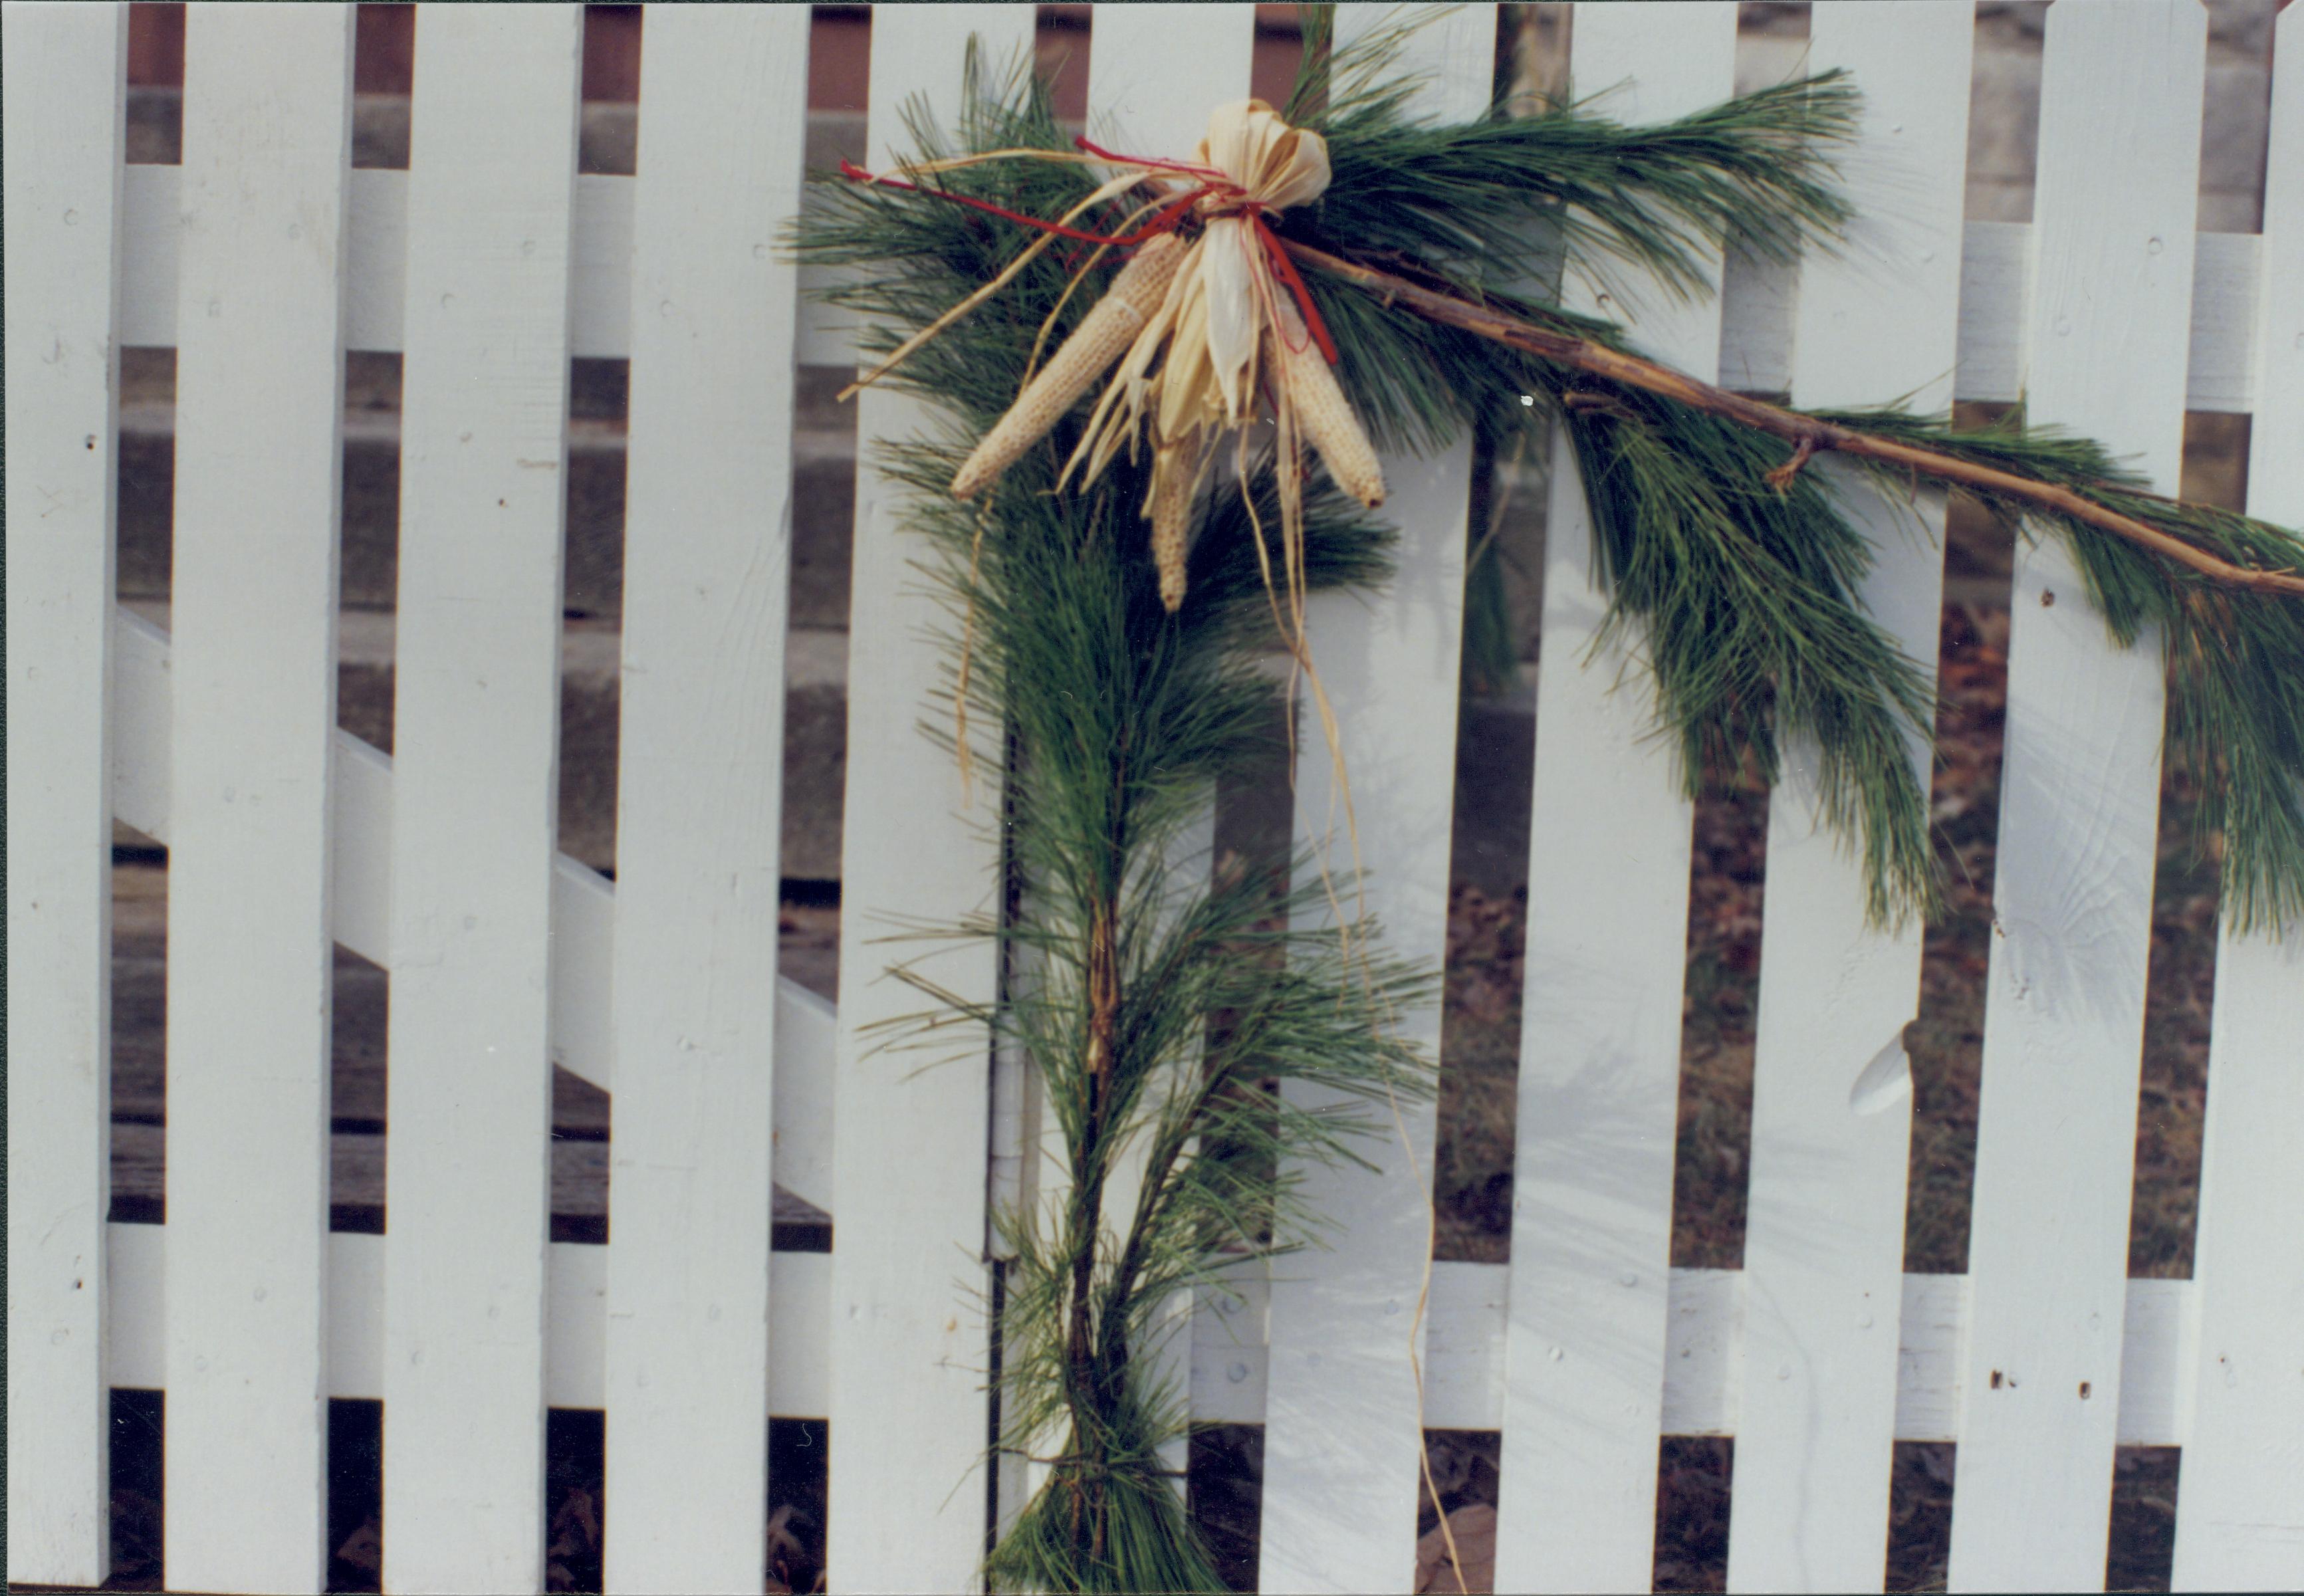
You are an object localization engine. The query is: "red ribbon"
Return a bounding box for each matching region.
[837,159,1194,247]
[1252,213,1339,365]
[840,138,1341,366]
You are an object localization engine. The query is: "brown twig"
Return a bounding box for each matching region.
[1765,435,1816,493]
[1280,239,2304,601]
[1070,895,1120,1411]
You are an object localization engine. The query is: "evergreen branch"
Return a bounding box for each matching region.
[1274,30,1862,455]
[1284,235,2304,927]
[1280,237,2304,599]
[804,54,1439,1565]
[1292,18,1861,301]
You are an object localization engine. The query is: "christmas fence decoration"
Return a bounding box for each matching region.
[798,17,2304,1591]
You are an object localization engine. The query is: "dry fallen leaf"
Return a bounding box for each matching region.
[334,1516,383,1577]
[1413,1503,1496,1594]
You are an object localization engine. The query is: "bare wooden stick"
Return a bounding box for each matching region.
[1281,239,2304,600]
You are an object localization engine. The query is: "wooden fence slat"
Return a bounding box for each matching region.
[1255,9,1491,1591]
[111,162,2284,414]
[47,4,2295,1587]
[601,11,810,1592]
[110,1228,834,1417]
[1084,2,1255,158]
[2172,12,2304,1586]
[1492,8,1738,1591]
[1947,2,2205,1588]
[158,10,355,1591]
[3,5,127,1585]
[381,7,584,1591]
[825,10,1036,1591]
[1011,0,1260,1329]
[108,1228,2212,1446]
[1725,8,1971,1591]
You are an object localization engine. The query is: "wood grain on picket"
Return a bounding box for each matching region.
[382,9,583,1589]
[2171,10,2304,1588]
[602,12,810,1591]
[1726,8,1970,1591]
[4,5,128,1584]
[1949,3,2205,1587]
[1495,9,1737,1591]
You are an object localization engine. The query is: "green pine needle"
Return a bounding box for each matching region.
[1814,407,2304,931]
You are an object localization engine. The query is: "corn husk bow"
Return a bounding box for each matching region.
[933,100,1388,611]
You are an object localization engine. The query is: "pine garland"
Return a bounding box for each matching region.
[804,55,1434,1594]
[1268,13,2304,927]
[796,15,2304,1589]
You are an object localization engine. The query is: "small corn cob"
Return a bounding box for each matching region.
[1267,299,1384,508]
[1148,446,1197,611]
[951,233,1185,501]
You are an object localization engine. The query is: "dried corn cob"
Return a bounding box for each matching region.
[951,233,1185,501]
[1268,298,1384,508]
[1148,445,1199,612]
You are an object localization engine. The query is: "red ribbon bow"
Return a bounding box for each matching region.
[840,136,1339,365]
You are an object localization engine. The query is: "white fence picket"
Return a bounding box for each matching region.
[1948,2,2206,1588]
[1085,2,1256,158]
[1725,8,1971,1591]
[601,10,810,1593]
[1256,9,1491,1592]
[381,7,584,1591]
[2171,11,2304,1587]
[158,10,354,1591]
[3,4,126,1585]
[826,9,1036,1592]
[1494,9,1739,1591]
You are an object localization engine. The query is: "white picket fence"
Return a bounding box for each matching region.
[7,1,2301,1592]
